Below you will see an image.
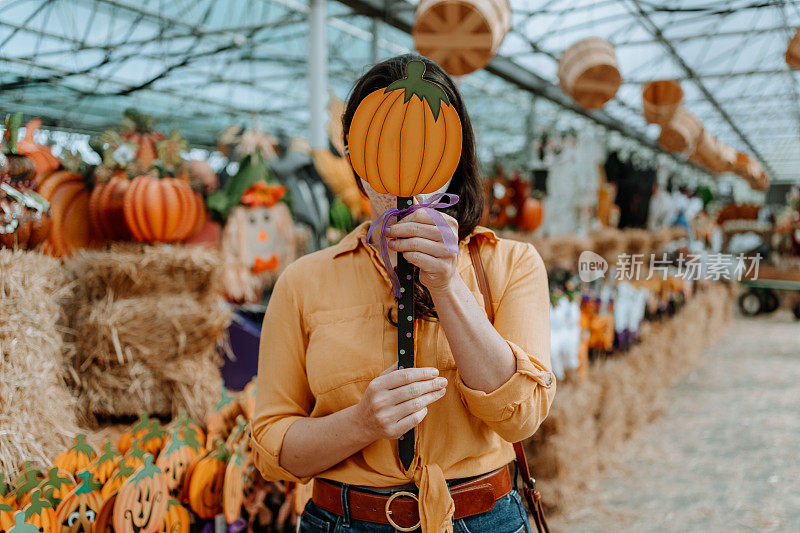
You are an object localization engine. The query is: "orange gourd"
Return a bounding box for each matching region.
[54,471,103,533]
[86,443,121,486]
[347,60,462,197]
[20,490,58,533]
[187,442,229,519]
[518,197,544,232]
[17,119,60,182]
[88,175,132,241]
[53,436,96,477]
[113,455,168,533]
[122,176,198,243]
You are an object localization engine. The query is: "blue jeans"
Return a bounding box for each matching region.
[297,475,532,533]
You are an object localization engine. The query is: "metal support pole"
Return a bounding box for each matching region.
[371,18,379,64]
[308,0,328,149]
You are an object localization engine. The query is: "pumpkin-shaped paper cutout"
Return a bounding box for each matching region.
[117,413,155,455]
[55,471,103,533]
[91,492,115,533]
[35,470,75,509]
[157,500,188,533]
[120,441,146,472]
[0,474,14,507]
[205,386,242,448]
[7,511,38,533]
[166,412,204,450]
[238,380,256,421]
[222,441,250,525]
[138,422,166,458]
[12,465,43,507]
[347,60,462,198]
[87,444,121,486]
[154,432,197,496]
[20,490,58,533]
[54,436,96,477]
[112,455,168,533]
[186,442,229,519]
[0,502,14,532]
[99,463,134,503]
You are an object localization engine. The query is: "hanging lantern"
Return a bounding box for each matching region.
[412,0,511,76]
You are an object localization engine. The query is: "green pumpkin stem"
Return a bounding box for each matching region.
[215,384,236,411]
[24,490,52,519]
[129,454,163,483]
[385,60,451,121]
[73,471,102,495]
[0,473,10,498]
[42,468,70,491]
[96,442,121,465]
[10,510,39,533]
[132,412,152,433]
[71,434,95,459]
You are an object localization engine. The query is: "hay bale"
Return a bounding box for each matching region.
[591,228,626,264]
[167,355,224,422]
[625,228,652,256]
[73,294,231,368]
[65,243,223,306]
[0,249,80,478]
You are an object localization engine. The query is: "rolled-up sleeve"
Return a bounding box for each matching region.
[250,267,314,483]
[457,241,556,442]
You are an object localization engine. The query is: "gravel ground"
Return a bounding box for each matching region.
[548,309,800,533]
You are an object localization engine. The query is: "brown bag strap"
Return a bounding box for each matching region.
[467,238,550,533]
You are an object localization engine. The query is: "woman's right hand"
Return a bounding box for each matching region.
[355,363,448,441]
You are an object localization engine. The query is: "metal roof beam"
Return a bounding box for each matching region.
[333,0,712,176]
[624,67,800,84]
[624,0,777,178]
[616,24,798,47]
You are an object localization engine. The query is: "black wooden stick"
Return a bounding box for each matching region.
[396,195,415,470]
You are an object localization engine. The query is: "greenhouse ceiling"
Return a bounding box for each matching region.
[1,0,799,183]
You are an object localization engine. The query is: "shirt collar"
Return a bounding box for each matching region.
[332,220,498,259]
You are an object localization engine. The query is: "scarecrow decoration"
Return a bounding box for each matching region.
[347,59,462,469]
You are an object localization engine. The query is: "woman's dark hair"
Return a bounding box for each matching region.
[342,54,485,320]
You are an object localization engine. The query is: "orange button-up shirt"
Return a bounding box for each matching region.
[251,221,556,532]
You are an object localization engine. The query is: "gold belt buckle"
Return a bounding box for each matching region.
[385,490,420,531]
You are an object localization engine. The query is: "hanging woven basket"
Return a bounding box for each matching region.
[412,0,511,77]
[557,37,622,110]
[642,80,683,125]
[786,27,800,69]
[657,107,701,153]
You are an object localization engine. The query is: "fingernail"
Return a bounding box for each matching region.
[436,377,448,387]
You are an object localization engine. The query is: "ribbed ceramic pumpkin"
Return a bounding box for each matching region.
[54,436,96,477]
[186,442,229,519]
[20,490,58,533]
[55,471,103,533]
[122,176,199,243]
[347,60,462,198]
[155,433,198,497]
[112,455,168,533]
[87,444,121,486]
[34,469,75,509]
[35,170,92,256]
[157,500,188,533]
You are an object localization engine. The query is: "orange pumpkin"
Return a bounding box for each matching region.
[35,170,92,256]
[0,474,14,509]
[12,464,43,507]
[205,387,243,448]
[86,444,121,486]
[157,500,188,533]
[0,503,14,532]
[88,175,132,241]
[138,422,167,458]
[187,442,229,519]
[100,463,134,503]
[518,197,544,232]
[34,469,75,509]
[347,59,462,197]
[222,440,250,525]
[120,441,146,472]
[119,109,165,169]
[20,490,58,533]
[17,119,60,182]
[54,436,96,478]
[122,176,199,243]
[113,455,168,533]
[165,413,204,450]
[154,433,198,497]
[90,493,115,533]
[55,471,103,533]
[117,413,155,455]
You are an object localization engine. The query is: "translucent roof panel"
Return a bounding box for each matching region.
[1,0,799,184]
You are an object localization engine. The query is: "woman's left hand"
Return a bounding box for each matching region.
[387,209,459,294]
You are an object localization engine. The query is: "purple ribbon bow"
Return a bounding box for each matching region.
[366,192,460,299]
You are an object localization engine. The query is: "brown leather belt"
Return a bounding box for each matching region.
[311,465,513,531]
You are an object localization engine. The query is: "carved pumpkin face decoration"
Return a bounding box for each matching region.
[187,443,229,519]
[113,455,168,533]
[347,60,462,198]
[154,433,198,496]
[55,471,103,533]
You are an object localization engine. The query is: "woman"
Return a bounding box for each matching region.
[252,54,556,533]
